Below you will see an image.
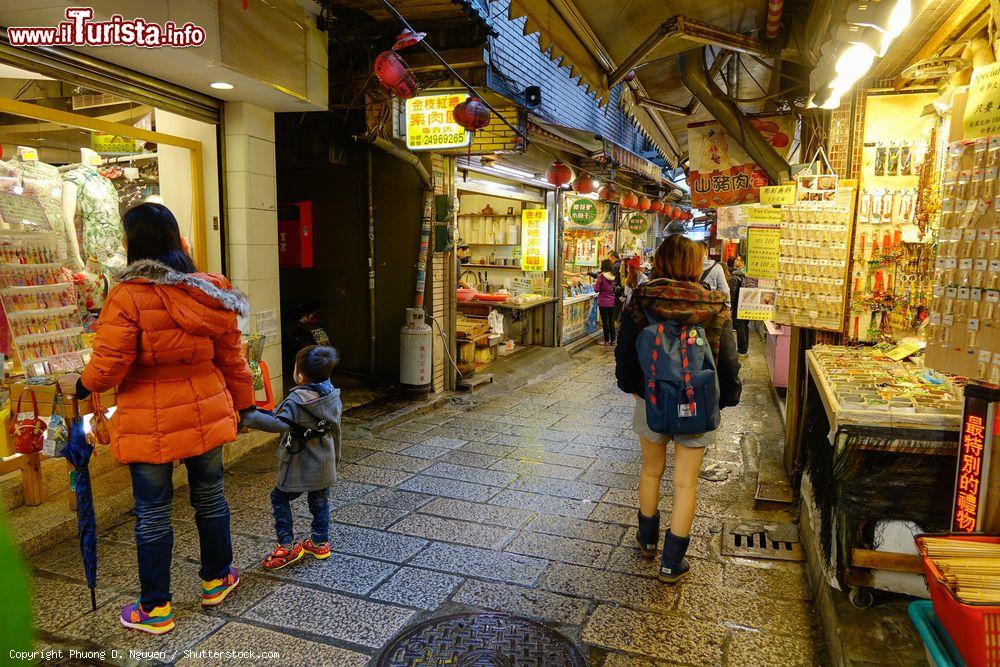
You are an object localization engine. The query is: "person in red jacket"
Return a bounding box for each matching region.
[58,203,254,635]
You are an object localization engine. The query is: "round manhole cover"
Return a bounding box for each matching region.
[377,612,586,667]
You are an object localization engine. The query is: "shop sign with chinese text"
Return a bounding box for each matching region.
[964,61,1000,139]
[521,208,548,271]
[627,214,649,235]
[687,115,794,208]
[759,184,796,205]
[92,133,139,154]
[405,93,470,151]
[568,198,597,225]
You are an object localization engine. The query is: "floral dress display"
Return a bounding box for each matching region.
[62,165,127,273]
[7,157,71,259]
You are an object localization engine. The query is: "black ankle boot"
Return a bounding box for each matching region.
[659,530,691,583]
[635,511,659,560]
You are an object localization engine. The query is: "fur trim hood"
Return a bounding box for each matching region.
[116,259,249,318]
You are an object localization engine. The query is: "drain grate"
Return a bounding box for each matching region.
[721,520,805,562]
[377,612,586,667]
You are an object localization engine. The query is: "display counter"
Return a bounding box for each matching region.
[800,345,962,603]
[457,296,556,347]
[560,292,598,345]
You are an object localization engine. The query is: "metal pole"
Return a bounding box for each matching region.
[367,147,377,375]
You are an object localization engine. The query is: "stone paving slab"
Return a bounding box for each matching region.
[409,542,549,586]
[177,622,370,666]
[676,584,816,636]
[337,464,413,487]
[268,552,396,595]
[583,604,726,665]
[490,489,596,519]
[523,514,625,546]
[398,475,497,502]
[725,630,818,667]
[417,497,534,529]
[31,574,118,632]
[60,594,224,663]
[361,487,434,511]
[422,461,518,487]
[354,451,433,473]
[369,566,463,610]
[244,583,414,649]
[508,475,607,501]
[389,513,515,549]
[329,523,428,562]
[505,531,613,568]
[331,503,410,530]
[491,459,584,480]
[542,563,678,614]
[452,579,591,626]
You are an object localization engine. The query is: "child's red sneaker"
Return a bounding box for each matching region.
[300,539,331,560]
[263,543,304,570]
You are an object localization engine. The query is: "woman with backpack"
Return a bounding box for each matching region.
[614,234,741,583]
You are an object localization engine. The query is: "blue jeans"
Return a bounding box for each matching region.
[270,487,330,546]
[129,447,232,611]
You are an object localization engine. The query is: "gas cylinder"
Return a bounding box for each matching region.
[400,308,433,394]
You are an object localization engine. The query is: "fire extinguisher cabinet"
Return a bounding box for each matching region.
[278,201,314,268]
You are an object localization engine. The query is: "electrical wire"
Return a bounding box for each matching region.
[374,0,687,203]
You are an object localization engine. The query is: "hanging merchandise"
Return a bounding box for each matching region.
[41,391,69,458]
[6,155,71,258]
[925,135,1000,384]
[87,392,111,447]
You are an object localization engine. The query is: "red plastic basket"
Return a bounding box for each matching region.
[916,534,1000,667]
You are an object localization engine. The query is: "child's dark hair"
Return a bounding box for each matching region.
[294,345,340,383]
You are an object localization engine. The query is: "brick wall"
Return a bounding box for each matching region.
[486,0,652,159]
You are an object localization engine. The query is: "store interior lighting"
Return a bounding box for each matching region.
[806,0,912,109]
[210,81,234,90]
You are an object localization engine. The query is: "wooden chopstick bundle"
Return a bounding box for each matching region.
[921,537,1000,603]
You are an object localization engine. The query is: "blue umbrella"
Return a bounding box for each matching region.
[61,415,97,611]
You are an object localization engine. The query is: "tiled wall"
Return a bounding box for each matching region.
[224,102,283,390]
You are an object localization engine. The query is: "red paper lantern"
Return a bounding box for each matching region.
[637,195,651,211]
[672,207,684,220]
[650,198,664,212]
[597,184,618,200]
[453,96,491,131]
[374,50,419,99]
[545,160,573,188]
[572,175,596,194]
[620,191,638,208]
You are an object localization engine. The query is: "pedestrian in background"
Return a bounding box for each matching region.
[727,255,749,355]
[699,241,730,308]
[594,258,618,345]
[615,234,741,583]
[622,255,648,305]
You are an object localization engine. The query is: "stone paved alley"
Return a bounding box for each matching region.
[30,341,823,666]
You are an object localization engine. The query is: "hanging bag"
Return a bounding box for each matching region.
[9,390,46,454]
[88,392,111,446]
[42,390,69,458]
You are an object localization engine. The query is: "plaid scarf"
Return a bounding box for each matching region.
[624,277,730,355]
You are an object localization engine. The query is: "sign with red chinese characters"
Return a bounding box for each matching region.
[405,93,470,151]
[687,115,794,209]
[951,395,992,532]
[520,208,548,271]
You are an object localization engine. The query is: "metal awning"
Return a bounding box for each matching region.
[506,0,785,161]
[529,118,664,184]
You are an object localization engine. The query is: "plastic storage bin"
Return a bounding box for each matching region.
[916,534,1000,667]
[909,600,965,666]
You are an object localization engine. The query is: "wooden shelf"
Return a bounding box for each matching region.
[465,264,523,269]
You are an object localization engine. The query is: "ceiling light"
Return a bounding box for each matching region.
[210,81,234,90]
[846,0,912,38]
[834,23,888,57]
[807,86,842,110]
[831,43,875,92]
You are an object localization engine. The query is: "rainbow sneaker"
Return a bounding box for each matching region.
[301,539,331,560]
[201,566,240,607]
[119,600,175,635]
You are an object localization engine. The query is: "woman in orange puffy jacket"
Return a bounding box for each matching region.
[58,203,254,635]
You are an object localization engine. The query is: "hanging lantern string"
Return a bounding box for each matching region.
[374,0,686,205]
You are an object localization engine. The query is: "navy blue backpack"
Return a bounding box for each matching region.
[637,318,721,435]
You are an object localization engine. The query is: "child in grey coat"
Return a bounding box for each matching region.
[239,345,342,570]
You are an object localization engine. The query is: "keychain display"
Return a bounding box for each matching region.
[868,140,923,178]
[925,135,1000,384]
